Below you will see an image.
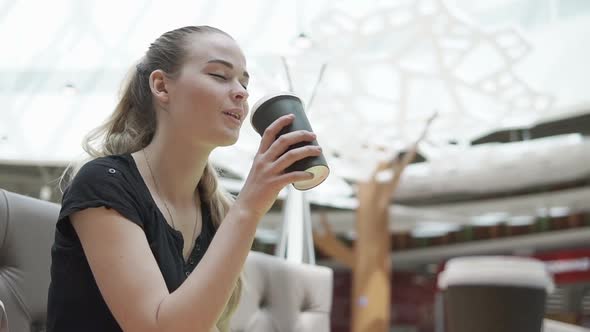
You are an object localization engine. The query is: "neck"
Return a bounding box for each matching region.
[141,134,212,206]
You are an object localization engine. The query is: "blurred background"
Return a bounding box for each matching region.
[1,0,590,331]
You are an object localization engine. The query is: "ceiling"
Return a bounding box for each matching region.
[1,0,589,232]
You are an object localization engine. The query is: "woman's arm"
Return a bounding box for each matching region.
[72,114,321,332]
[71,203,258,332]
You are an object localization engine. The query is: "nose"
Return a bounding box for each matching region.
[231,85,249,103]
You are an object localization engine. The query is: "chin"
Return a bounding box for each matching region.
[217,133,240,147]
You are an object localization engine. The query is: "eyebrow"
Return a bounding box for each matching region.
[207,59,249,79]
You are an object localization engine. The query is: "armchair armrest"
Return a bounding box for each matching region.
[543,319,590,332]
[0,300,8,332]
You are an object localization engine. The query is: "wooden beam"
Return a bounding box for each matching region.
[352,180,392,332]
[352,113,437,332]
[313,212,355,269]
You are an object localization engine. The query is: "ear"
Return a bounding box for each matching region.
[149,69,170,107]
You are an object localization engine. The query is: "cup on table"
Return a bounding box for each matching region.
[250,92,329,191]
[438,256,554,332]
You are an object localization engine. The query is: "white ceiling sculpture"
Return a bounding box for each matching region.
[240,0,556,181]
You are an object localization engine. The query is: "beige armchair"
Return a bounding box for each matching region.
[0,189,55,332]
[0,189,333,332]
[230,251,333,332]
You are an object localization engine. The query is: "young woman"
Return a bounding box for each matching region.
[46,25,321,332]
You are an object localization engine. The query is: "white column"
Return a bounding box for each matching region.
[275,185,316,264]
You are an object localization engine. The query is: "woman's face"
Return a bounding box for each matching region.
[164,32,250,148]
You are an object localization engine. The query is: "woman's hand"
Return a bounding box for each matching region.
[234,114,321,220]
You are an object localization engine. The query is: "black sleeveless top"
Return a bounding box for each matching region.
[46,154,216,332]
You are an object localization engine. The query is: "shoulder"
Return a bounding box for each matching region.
[68,154,141,194]
[62,154,142,207]
[75,154,135,182]
[59,154,147,228]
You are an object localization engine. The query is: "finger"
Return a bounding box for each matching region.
[271,145,322,173]
[265,130,317,161]
[276,171,315,187]
[257,114,295,154]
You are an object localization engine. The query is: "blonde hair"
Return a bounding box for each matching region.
[61,26,242,330]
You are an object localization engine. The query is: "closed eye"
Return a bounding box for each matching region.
[209,73,248,90]
[209,73,227,80]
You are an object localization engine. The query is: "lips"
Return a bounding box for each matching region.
[222,110,243,127]
[222,108,244,124]
[222,111,241,121]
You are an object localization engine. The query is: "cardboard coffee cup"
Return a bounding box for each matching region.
[438,256,554,332]
[250,92,329,190]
